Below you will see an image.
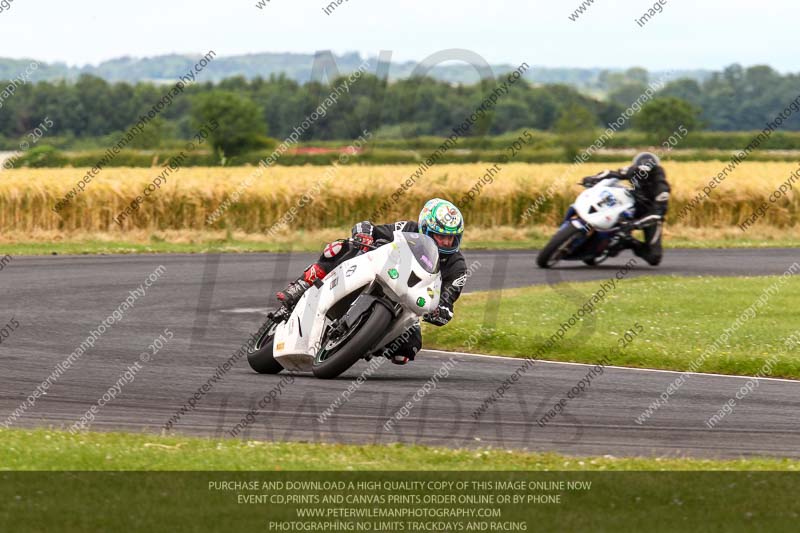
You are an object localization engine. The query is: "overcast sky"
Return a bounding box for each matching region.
[0,0,793,71]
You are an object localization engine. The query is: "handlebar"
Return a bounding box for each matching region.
[347,238,390,250]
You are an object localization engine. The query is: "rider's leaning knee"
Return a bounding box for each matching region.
[634,246,662,266]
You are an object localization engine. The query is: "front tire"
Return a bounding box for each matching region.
[312,305,392,379]
[247,319,284,374]
[537,224,584,269]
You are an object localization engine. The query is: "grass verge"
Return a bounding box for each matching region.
[5,429,800,531]
[3,428,799,471]
[424,275,800,378]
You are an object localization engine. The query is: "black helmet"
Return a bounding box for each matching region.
[632,152,660,171]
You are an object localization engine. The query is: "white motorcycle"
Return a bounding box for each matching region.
[537,178,638,268]
[247,231,442,379]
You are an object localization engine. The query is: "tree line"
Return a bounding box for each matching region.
[1,64,799,153]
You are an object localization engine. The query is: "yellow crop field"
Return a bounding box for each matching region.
[0,161,797,234]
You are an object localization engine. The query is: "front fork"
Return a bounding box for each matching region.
[561,206,592,234]
[556,207,597,259]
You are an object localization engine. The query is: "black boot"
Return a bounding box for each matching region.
[276,279,310,309]
[276,263,327,309]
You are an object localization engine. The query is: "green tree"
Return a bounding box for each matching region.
[608,82,648,108]
[555,103,598,134]
[625,67,649,85]
[128,117,170,149]
[191,91,266,156]
[555,104,598,161]
[634,97,700,142]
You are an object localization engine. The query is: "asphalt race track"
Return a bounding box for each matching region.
[1,248,799,459]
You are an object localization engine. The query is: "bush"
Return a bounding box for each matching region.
[11,145,69,168]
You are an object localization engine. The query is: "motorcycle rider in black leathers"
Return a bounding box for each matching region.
[582,152,671,266]
[276,199,468,365]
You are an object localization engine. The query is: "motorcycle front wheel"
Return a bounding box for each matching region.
[312,304,392,379]
[537,225,584,269]
[247,317,284,374]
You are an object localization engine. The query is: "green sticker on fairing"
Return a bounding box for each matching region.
[416,297,426,307]
[388,268,399,279]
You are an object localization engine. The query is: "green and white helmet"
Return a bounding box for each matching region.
[418,198,464,254]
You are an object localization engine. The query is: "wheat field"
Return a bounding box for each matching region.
[0,162,797,233]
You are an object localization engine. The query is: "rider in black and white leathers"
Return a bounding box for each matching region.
[583,152,671,266]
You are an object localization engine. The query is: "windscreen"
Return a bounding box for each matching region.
[402,232,440,274]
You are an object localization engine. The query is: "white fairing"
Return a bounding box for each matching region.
[573,178,636,230]
[272,232,442,372]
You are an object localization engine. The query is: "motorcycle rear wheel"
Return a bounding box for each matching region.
[312,304,392,379]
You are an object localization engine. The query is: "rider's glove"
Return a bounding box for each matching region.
[582,169,614,187]
[581,176,600,188]
[351,221,374,238]
[352,233,374,252]
[424,305,453,326]
[351,221,375,251]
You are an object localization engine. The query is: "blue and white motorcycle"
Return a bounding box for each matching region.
[537,178,639,268]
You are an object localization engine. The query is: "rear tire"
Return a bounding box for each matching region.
[537,225,584,269]
[247,319,284,374]
[312,305,392,379]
